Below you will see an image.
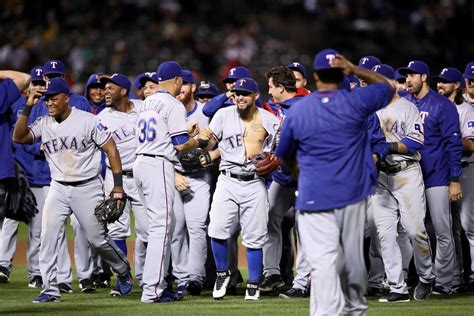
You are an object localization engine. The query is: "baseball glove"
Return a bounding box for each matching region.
[94,191,128,224]
[1,162,38,224]
[178,148,209,173]
[252,152,281,176]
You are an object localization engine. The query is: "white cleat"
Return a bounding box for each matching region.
[245,283,260,301]
[213,270,231,300]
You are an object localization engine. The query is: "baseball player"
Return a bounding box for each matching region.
[259,66,310,298]
[435,66,474,291]
[394,68,409,97]
[458,62,474,292]
[97,73,148,292]
[134,61,205,303]
[170,70,211,297]
[358,56,381,87]
[200,77,280,301]
[196,81,219,104]
[0,67,72,290]
[287,62,308,91]
[276,49,395,315]
[133,73,147,101]
[370,64,435,302]
[140,72,159,98]
[400,60,463,295]
[0,69,31,276]
[13,78,133,303]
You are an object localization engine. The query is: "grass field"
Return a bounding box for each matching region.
[1,266,473,316]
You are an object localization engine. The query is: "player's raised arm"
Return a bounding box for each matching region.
[0,70,31,92]
[13,85,45,144]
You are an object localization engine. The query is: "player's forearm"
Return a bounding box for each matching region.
[175,138,206,152]
[462,139,474,152]
[102,139,123,189]
[0,71,30,92]
[352,67,396,93]
[12,114,31,144]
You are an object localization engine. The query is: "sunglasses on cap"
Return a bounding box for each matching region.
[466,78,474,85]
[233,91,253,97]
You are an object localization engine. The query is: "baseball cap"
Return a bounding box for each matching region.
[181,70,196,84]
[398,61,430,76]
[231,77,259,93]
[100,73,132,93]
[43,60,65,76]
[394,68,406,81]
[371,64,395,80]
[433,67,462,83]
[133,73,147,89]
[313,48,340,71]
[287,62,307,78]
[156,61,183,82]
[223,66,250,83]
[196,81,219,97]
[139,72,158,86]
[358,56,381,70]
[44,78,71,96]
[463,62,474,80]
[30,66,45,83]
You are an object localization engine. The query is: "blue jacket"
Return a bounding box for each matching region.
[405,89,462,187]
[276,84,392,211]
[0,79,21,180]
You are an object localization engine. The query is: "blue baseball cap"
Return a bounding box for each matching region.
[156,61,183,82]
[398,61,430,76]
[313,48,340,71]
[358,56,381,70]
[133,73,147,89]
[223,66,250,83]
[100,73,132,93]
[196,81,219,97]
[371,64,395,80]
[287,62,307,78]
[139,72,158,86]
[463,62,474,80]
[44,78,71,96]
[231,77,259,93]
[43,60,65,76]
[433,67,462,83]
[30,66,45,83]
[181,70,196,84]
[394,68,406,81]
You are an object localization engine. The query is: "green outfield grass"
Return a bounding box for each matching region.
[0,266,473,316]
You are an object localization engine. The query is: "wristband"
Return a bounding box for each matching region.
[450,177,460,182]
[113,172,123,187]
[387,142,398,154]
[198,139,209,149]
[21,105,33,117]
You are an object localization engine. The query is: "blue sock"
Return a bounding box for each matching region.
[114,239,127,256]
[211,238,228,271]
[246,248,263,283]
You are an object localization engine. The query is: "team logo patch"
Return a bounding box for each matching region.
[468,121,474,128]
[97,123,108,132]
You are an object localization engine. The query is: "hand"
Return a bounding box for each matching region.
[175,172,190,191]
[330,54,356,76]
[449,181,462,201]
[199,127,212,141]
[188,122,199,138]
[225,91,235,99]
[26,85,45,106]
[372,154,379,165]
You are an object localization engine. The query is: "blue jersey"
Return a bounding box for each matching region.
[0,78,21,180]
[367,113,388,161]
[405,89,462,187]
[203,92,264,118]
[276,84,392,211]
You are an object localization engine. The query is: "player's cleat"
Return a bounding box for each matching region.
[366,287,385,297]
[245,283,260,301]
[279,287,309,298]
[432,285,452,295]
[79,278,97,293]
[32,293,60,303]
[0,266,10,283]
[227,269,244,295]
[93,273,111,288]
[58,283,73,293]
[110,285,121,297]
[456,282,474,294]
[28,276,43,288]
[379,292,410,303]
[117,272,133,296]
[258,274,285,292]
[175,284,187,301]
[187,280,202,296]
[414,281,432,301]
[213,270,231,300]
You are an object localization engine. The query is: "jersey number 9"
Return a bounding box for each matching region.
[138,118,157,143]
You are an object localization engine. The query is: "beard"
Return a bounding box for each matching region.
[237,104,253,119]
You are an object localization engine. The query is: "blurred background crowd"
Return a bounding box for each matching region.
[1,0,472,94]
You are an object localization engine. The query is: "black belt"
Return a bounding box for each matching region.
[107,166,134,178]
[139,153,164,158]
[56,176,97,186]
[221,170,258,182]
[462,161,473,169]
[382,160,417,175]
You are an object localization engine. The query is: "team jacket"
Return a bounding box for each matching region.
[405,89,462,187]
